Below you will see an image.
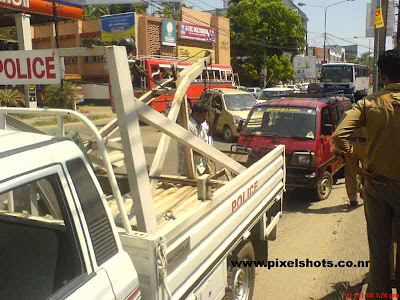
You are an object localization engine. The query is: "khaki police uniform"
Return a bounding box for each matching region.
[344,127,368,203]
[333,83,400,296]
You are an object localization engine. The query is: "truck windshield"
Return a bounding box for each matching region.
[242,106,317,139]
[321,65,353,82]
[225,94,257,111]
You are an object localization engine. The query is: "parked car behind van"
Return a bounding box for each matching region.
[257,88,294,103]
[200,88,257,141]
[307,82,321,93]
[237,94,353,200]
[246,87,262,98]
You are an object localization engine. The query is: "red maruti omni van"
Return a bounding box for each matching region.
[237,94,353,200]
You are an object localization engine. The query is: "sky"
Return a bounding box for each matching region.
[183,0,397,56]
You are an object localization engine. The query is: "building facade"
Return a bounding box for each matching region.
[307,47,344,63]
[31,8,230,84]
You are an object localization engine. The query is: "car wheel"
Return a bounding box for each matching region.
[223,125,234,141]
[225,241,255,300]
[316,171,333,201]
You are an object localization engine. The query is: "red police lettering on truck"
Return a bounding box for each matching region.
[232,180,258,212]
[0,56,56,80]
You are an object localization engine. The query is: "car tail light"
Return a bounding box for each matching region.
[126,287,141,300]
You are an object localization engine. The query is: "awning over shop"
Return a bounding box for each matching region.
[0,0,83,27]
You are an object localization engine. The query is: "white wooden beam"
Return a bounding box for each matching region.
[149,56,213,190]
[106,46,157,234]
[136,100,246,175]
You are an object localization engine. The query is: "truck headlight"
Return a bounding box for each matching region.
[298,154,310,165]
[289,152,316,167]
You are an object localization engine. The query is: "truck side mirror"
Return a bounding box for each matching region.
[238,119,244,132]
[322,124,333,136]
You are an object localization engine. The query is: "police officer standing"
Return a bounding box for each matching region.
[333,49,400,297]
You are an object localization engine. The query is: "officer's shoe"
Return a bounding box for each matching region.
[349,200,358,207]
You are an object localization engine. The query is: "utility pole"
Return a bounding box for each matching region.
[373,0,389,92]
[397,1,400,48]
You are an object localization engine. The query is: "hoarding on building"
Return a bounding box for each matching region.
[101,12,136,43]
[180,22,216,42]
[177,46,215,63]
[0,49,61,85]
[366,0,394,37]
[293,56,317,79]
[162,20,177,47]
[0,0,83,19]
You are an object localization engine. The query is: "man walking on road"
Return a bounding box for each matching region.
[333,49,400,296]
[178,102,220,176]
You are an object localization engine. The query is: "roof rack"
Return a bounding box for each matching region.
[283,90,346,98]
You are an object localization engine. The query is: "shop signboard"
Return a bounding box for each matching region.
[101,12,136,43]
[177,46,215,63]
[366,0,394,37]
[0,0,83,19]
[293,56,317,79]
[162,20,177,46]
[180,22,216,42]
[0,49,61,85]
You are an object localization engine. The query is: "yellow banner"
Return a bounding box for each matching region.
[375,0,384,28]
[177,46,215,63]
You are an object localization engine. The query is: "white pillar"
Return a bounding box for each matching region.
[14,13,37,108]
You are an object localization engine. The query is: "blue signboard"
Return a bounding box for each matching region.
[161,20,177,47]
[101,12,135,43]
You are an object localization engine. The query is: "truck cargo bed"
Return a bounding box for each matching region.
[107,183,204,229]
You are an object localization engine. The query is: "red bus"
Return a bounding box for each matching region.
[132,57,236,112]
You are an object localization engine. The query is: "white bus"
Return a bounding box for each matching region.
[320,63,370,102]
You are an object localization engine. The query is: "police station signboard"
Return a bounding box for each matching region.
[0,49,61,85]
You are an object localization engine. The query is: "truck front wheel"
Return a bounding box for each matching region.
[316,171,333,200]
[226,241,255,300]
[223,125,234,142]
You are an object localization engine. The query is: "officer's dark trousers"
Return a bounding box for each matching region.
[364,178,400,297]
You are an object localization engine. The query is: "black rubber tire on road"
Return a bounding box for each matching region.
[316,171,333,201]
[223,125,234,142]
[225,241,256,300]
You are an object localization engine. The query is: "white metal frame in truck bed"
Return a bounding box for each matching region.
[0,46,285,300]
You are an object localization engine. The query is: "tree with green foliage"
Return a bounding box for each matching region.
[0,27,17,41]
[228,0,306,86]
[44,82,78,109]
[265,55,295,84]
[0,89,24,107]
[156,2,184,20]
[83,3,148,20]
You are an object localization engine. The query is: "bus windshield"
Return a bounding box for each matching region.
[242,106,317,139]
[321,65,353,82]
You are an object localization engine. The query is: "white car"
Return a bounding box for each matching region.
[300,82,309,92]
[286,85,300,93]
[246,87,262,98]
[257,87,294,103]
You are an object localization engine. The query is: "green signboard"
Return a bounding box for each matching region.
[161,20,177,47]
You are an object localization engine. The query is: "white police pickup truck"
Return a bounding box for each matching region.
[0,46,284,300]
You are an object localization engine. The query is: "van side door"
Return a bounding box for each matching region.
[211,94,224,132]
[319,106,336,171]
